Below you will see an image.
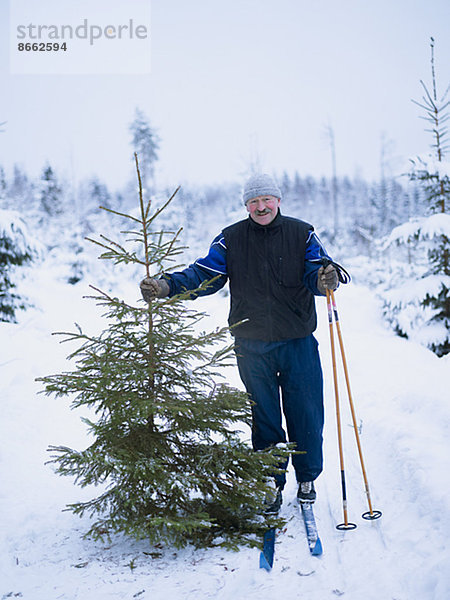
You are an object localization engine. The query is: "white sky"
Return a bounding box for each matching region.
[1,0,450,191]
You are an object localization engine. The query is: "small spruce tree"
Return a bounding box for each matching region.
[129,109,160,195]
[38,156,289,549]
[0,209,35,322]
[39,164,64,218]
[0,166,7,208]
[381,38,450,356]
[407,38,449,356]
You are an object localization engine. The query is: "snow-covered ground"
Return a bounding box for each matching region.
[1,264,449,600]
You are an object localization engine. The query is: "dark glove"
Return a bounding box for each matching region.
[317,265,338,294]
[140,277,170,302]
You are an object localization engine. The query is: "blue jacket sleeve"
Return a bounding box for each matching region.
[163,234,228,298]
[303,230,334,296]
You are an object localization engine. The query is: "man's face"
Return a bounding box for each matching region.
[246,195,280,226]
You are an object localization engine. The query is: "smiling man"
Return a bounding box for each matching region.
[140,173,338,512]
[245,193,280,226]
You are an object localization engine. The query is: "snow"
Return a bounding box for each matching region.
[381,213,450,249]
[0,209,42,258]
[376,211,450,354]
[410,154,450,180]
[1,263,450,600]
[381,272,450,349]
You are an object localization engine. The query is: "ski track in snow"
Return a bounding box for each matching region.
[1,274,449,600]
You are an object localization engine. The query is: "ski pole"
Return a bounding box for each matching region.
[326,288,357,531]
[329,289,382,521]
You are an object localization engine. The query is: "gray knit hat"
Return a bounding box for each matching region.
[243,173,282,204]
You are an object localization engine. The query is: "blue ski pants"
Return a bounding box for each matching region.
[235,335,324,489]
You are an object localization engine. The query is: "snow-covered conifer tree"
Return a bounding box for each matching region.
[9,165,34,214]
[0,166,7,208]
[129,108,160,195]
[381,38,450,356]
[39,164,63,218]
[0,210,35,322]
[88,176,112,211]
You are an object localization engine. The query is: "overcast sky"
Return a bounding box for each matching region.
[1,0,450,192]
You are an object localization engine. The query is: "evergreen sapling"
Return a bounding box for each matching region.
[409,38,449,355]
[0,209,35,322]
[381,38,450,356]
[38,156,290,550]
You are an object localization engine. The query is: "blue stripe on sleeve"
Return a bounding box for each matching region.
[165,234,228,297]
[305,232,332,262]
[195,234,227,275]
[303,230,333,295]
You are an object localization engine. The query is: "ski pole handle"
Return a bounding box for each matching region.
[321,257,351,284]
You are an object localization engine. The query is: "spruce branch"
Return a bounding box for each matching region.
[84,284,138,312]
[98,205,141,224]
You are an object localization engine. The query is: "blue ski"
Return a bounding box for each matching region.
[259,527,276,571]
[259,504,322,570]
[300,502,323,556]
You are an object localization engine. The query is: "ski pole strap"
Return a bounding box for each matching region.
[321,257,351,285]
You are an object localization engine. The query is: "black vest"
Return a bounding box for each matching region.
[222,211,317,341]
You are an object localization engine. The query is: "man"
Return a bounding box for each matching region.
[140,173,338,512]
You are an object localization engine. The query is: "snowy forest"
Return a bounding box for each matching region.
[1,35,450,600]
[2,64,449,355]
